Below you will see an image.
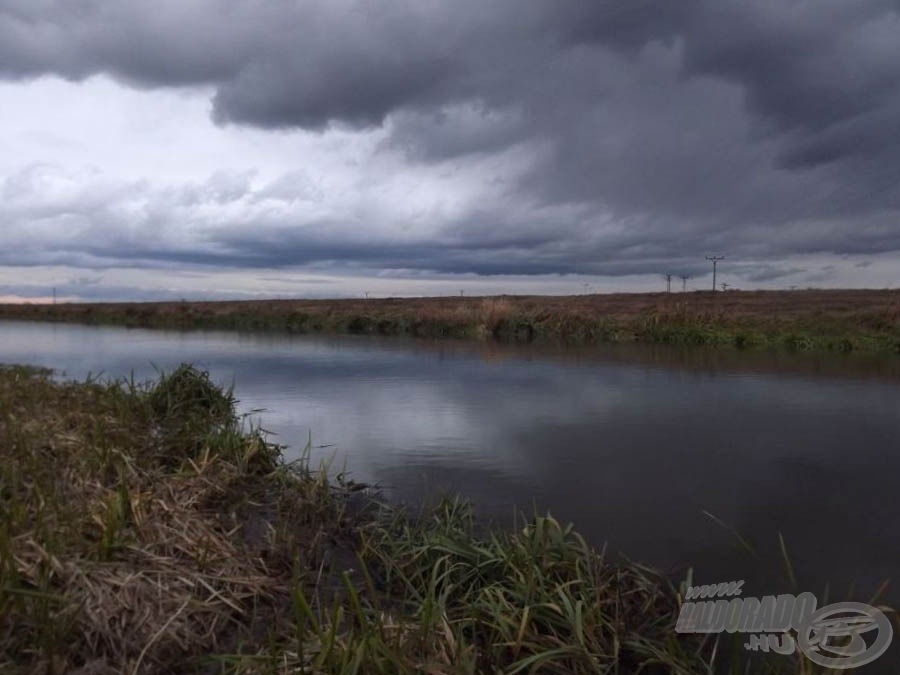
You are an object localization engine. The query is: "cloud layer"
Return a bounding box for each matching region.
[2,0,900,297]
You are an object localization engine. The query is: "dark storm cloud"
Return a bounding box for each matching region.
[737,265,807,284]
[2,0,900,279]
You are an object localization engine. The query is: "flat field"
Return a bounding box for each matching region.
[2,289,899,353]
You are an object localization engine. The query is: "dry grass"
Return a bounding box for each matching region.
[2,289,900,353]
[0,365,351,673]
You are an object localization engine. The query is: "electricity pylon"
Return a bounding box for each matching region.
[705,256,724,291]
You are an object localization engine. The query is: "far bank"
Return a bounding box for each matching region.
[1,289,899,354]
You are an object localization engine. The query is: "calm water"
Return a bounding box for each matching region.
[2,320,899,615]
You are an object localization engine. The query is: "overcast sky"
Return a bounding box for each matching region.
[2,0,899,302]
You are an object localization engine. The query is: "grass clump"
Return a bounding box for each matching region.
[145,364,277,473]
[147,363,235,432]
[0,364,349,673]
[354,499,699,674]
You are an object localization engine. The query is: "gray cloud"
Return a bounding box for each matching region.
[2,0,900,285]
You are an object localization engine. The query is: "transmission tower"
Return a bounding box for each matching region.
[705,256,724,291]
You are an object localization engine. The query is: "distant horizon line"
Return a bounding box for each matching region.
[2,287,898,306]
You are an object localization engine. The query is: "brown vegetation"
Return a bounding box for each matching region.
[2,289,900,353]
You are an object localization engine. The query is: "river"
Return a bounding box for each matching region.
[2,319,898,614]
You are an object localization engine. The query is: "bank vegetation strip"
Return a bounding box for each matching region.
[2,289,900,354]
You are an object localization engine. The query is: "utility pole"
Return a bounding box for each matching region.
[705,255,724,291]
[680,275,690,292]
[721,282,730,292]
[665,274,672,293]
[52,287,56,305]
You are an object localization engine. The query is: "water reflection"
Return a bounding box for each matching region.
[1,320,898,617]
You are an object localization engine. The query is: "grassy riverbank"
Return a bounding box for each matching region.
[2,289,900,354]
[0,364,714,674]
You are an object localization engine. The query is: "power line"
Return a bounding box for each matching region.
[705,255,724,292]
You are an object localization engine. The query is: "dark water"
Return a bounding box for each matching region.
[2,320,899,648]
